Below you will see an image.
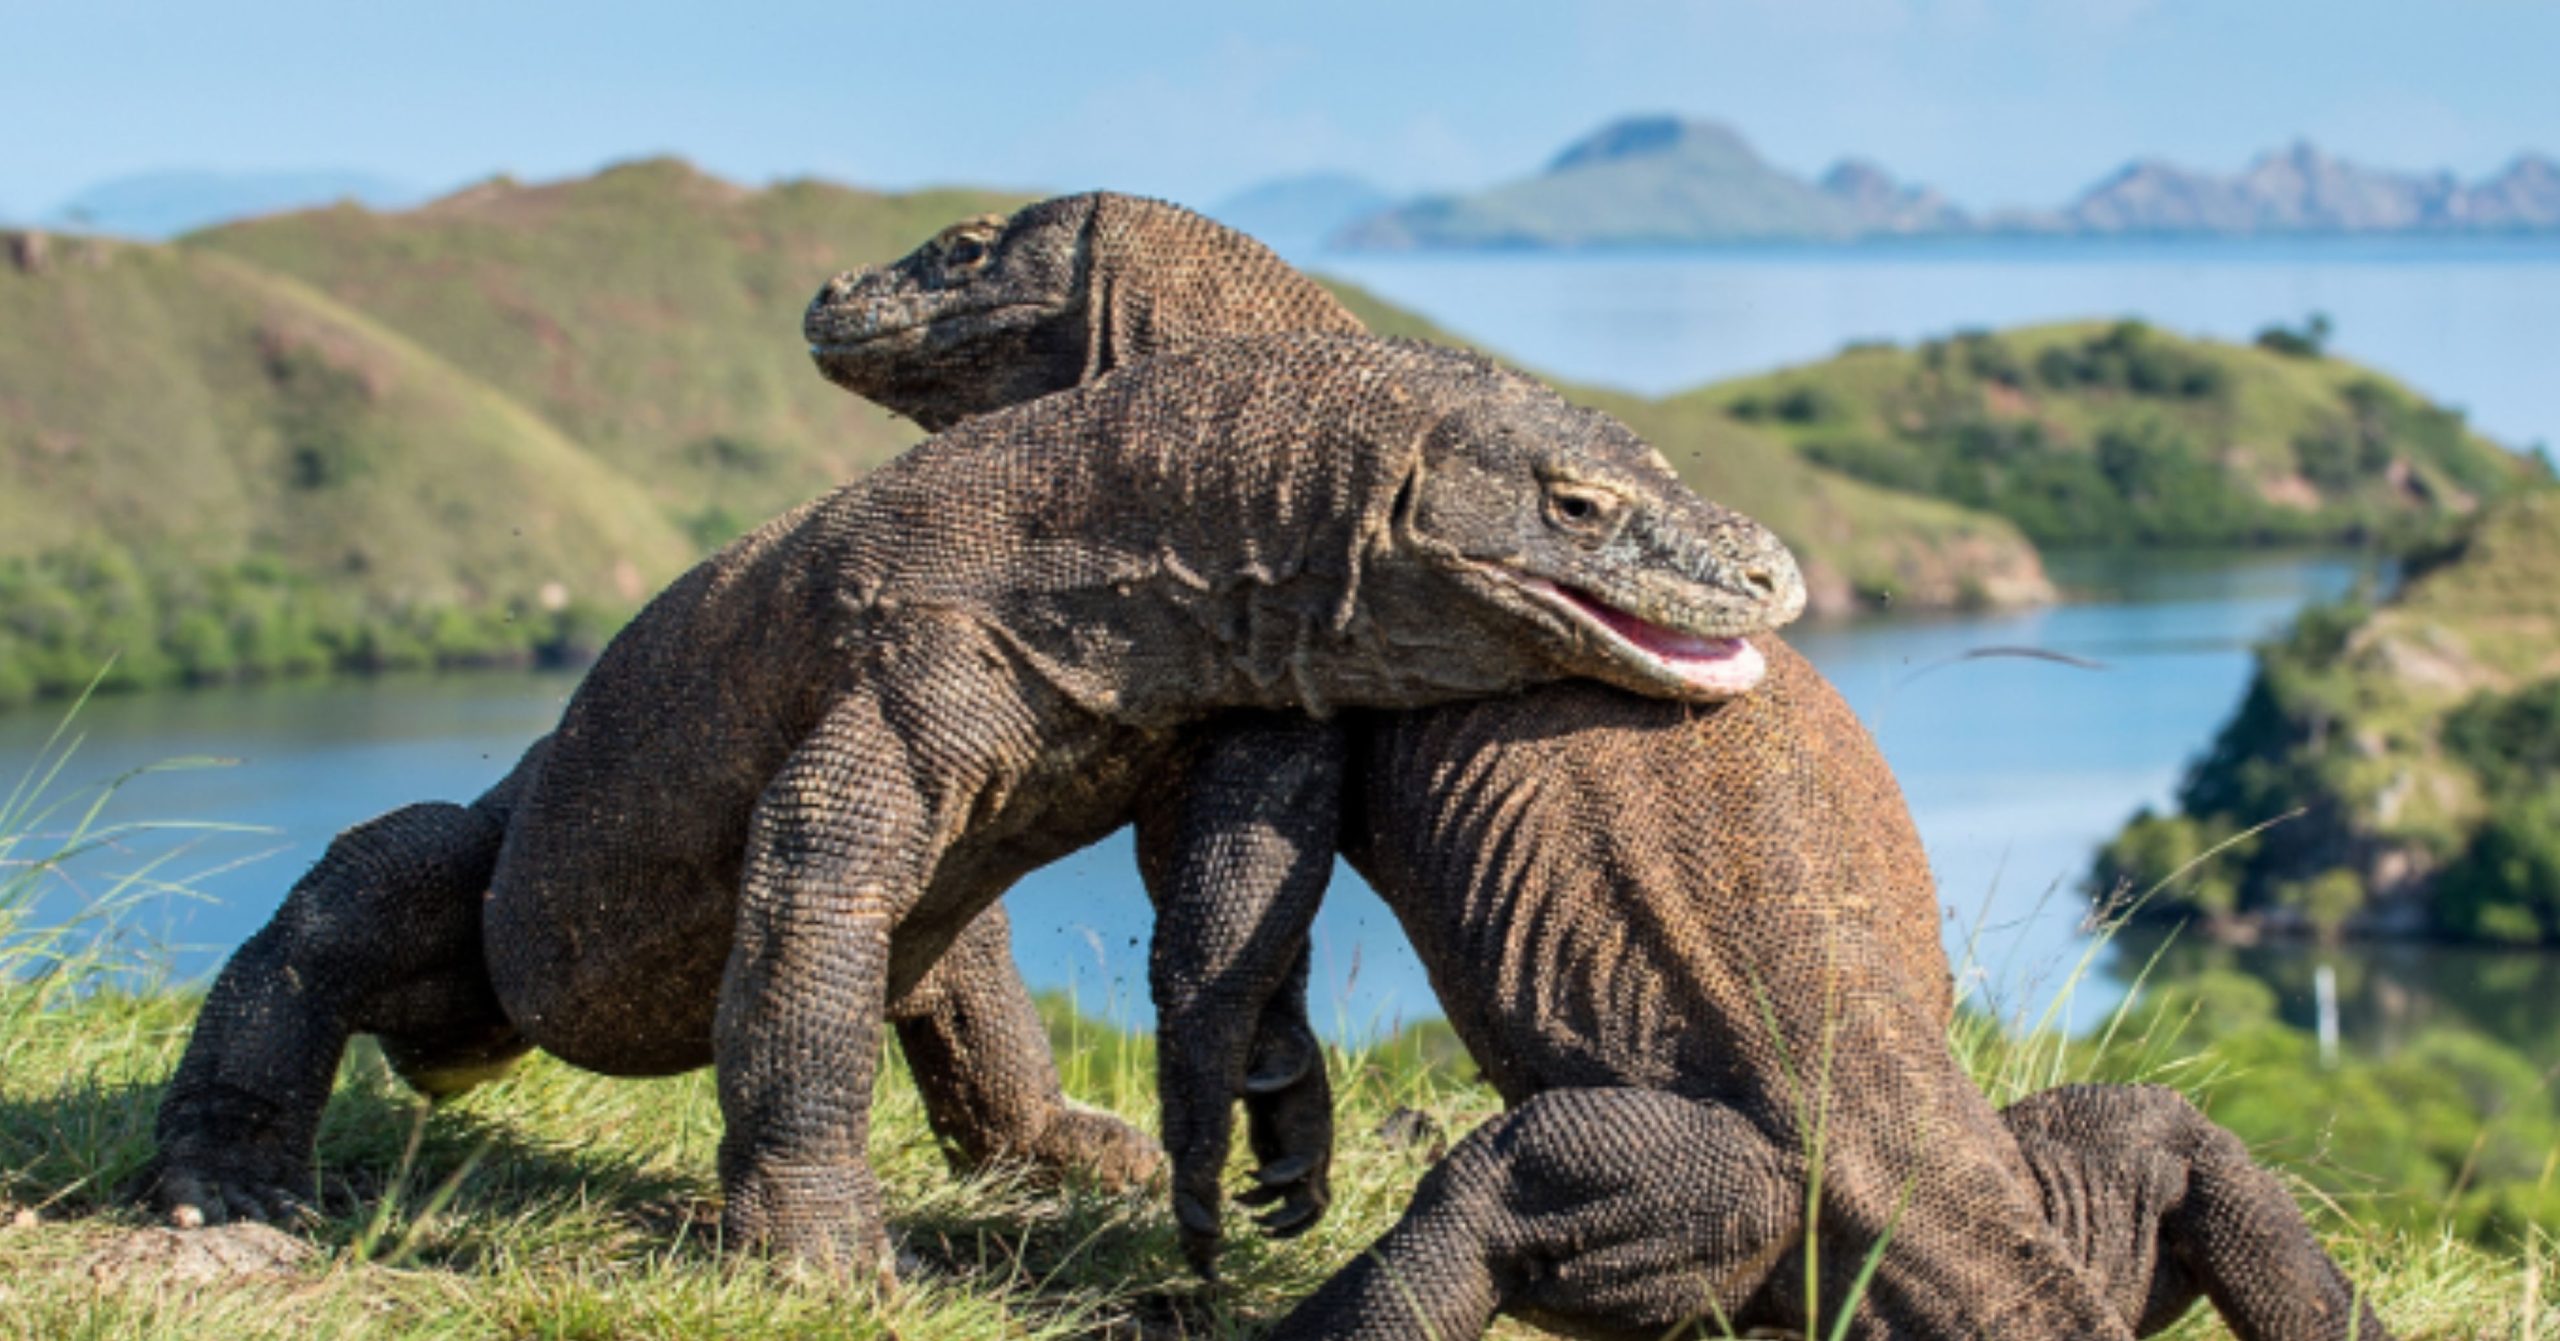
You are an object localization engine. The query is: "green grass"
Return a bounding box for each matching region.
[2,975,2551,1337]
[2,737,2553,1338]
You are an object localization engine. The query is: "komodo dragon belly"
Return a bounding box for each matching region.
[1347,640,1948,1104]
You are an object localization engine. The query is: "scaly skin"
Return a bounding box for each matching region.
[145,333,1800,1276]
[1274,1086,2387,1341]
[808,193,2391,1339]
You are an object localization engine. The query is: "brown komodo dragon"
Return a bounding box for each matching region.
[145,331,1803,1274]
[805,192,2389,1339]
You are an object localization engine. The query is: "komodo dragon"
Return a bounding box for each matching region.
[145,332,1802,1274]
[805,193,2389,1339]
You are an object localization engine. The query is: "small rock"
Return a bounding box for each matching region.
[1373,1106,1446,1158]
[7,1206,35,1231]
[6,230,49,275]
[83,1221,314,1288]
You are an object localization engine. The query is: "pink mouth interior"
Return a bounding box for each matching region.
[1551,583,1768,697]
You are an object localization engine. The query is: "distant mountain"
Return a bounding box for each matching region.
[1333,115,1883,249]
[2044,142,2560,236]
[1331,118,2560,249]
[1816,159,1968,235]
[1208,173,1391,255]
[46,170,424,240]
[2460,154,2560,229]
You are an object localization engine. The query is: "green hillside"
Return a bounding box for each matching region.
[1707,322,2539,548]
[8,163,2522,712]
[202,181,2056,619]
[2096,490,2560,945]
[83,164,2544,707]
[0,234,694,702]
[192,160,1022,543]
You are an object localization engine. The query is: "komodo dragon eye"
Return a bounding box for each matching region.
[943,234,994,272]
[1542,479,1626,538]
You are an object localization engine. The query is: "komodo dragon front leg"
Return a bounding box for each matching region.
[712,677,954,1266]
[713,614,1149,1268]
[1273,1086,2391,1341]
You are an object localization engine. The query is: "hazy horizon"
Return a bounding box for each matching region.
[7,0,2555,220]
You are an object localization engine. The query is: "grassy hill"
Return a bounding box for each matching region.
[0,165,2079,706]
[32,165,2513,711]
[3,163,2523,711]
[0,234,695,702]
[1706,321,2541,548]
[192,160,1022,543]
[2096,490,2560,945]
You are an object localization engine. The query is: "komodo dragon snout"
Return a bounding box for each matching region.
[1409,391,1807,701]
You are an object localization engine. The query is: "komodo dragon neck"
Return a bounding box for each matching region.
[1072,192,1367,379]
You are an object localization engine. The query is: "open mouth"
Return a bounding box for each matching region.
[1493,569,1769,699]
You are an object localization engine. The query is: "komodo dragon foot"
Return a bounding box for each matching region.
[1272,1085,2390,1341]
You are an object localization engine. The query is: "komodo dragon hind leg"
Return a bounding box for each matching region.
[1269,1088,1804,1341]
[890,901,1163,1192]
[2005,1084,2394,1341]
[141,795,521,1228]
[1276,1085,2394,1341]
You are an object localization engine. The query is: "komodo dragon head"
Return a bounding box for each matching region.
[1379,347,1807,701]
[805,191,1363,430]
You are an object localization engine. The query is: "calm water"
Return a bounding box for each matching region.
[11,238,2557,1062]
[1317,237,2560,452]
[0,550,2415,1042]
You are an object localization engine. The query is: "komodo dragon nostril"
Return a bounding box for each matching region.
[822,272,858,301]
[1743,568,1778,597]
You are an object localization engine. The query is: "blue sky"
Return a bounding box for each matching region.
[4,0,2554,215]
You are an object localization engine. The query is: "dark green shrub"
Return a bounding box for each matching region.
[266,346,380,490]
[2091,808,2250,918]
[2255,312,2332,358]
[1772,383,1845,425]
[2443,678,2560,791]
[2438,790,2560,945]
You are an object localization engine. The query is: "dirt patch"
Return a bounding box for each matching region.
[2257,470,2324,511]
[1980,380,2036,420]
[82,1221,315,1288]
[2353,625,2490,699]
